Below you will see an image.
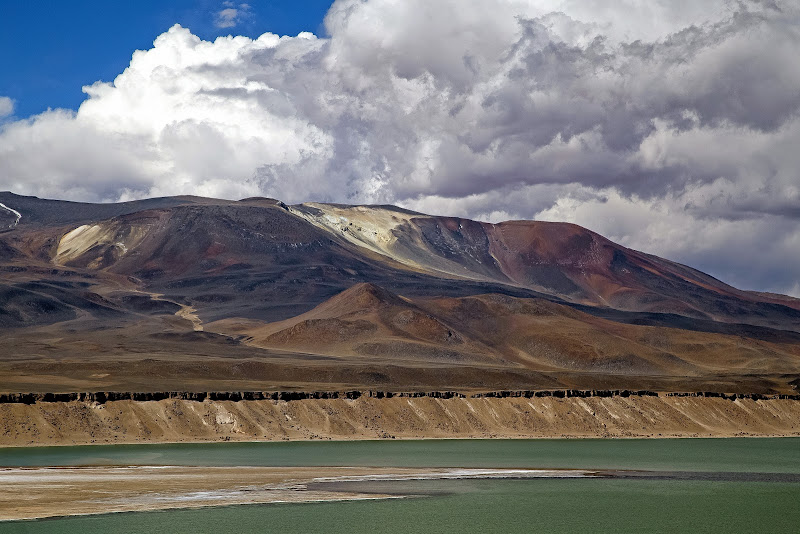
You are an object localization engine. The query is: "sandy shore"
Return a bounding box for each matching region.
[0,466,596,521]
[1,396,799,447]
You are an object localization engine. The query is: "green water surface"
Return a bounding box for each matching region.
[2,437,798,472]
[1,438,798,533]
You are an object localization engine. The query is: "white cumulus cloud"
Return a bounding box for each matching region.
[215,2,252,29]
[0,0,799,295]
[0,96,14,118]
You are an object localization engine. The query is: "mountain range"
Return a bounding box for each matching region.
[1,191,798,395]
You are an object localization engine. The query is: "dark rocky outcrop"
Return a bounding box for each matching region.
[1,389,797,405]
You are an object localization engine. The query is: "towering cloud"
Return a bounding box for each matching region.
[1,0,798,295]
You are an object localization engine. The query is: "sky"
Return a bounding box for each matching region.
[0,0,799,297]
[0,1,333,117]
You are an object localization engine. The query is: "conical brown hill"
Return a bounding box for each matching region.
[306,282,409,318]
[243,283,499,364]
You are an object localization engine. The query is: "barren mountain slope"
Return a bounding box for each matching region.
[210,284,800,383]
[292,202,800,330]
[1,192,799,395]
[211,283,503,365]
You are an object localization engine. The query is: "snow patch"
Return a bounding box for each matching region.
[0,202,21,227]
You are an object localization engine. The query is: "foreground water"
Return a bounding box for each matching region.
[2,438,799,533]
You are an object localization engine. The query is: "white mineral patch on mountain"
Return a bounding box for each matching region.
[56,222,150,266]
[292,203,421,264]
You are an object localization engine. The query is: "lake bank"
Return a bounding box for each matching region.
[1,394,799,447]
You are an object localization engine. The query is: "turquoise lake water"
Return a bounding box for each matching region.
[2,438,799,533]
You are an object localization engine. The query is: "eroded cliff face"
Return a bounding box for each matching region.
[2,394,798,446]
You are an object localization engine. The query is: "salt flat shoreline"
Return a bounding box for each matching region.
[0,466,598,521]
[1,395,799,447]
[5,464,800,522]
